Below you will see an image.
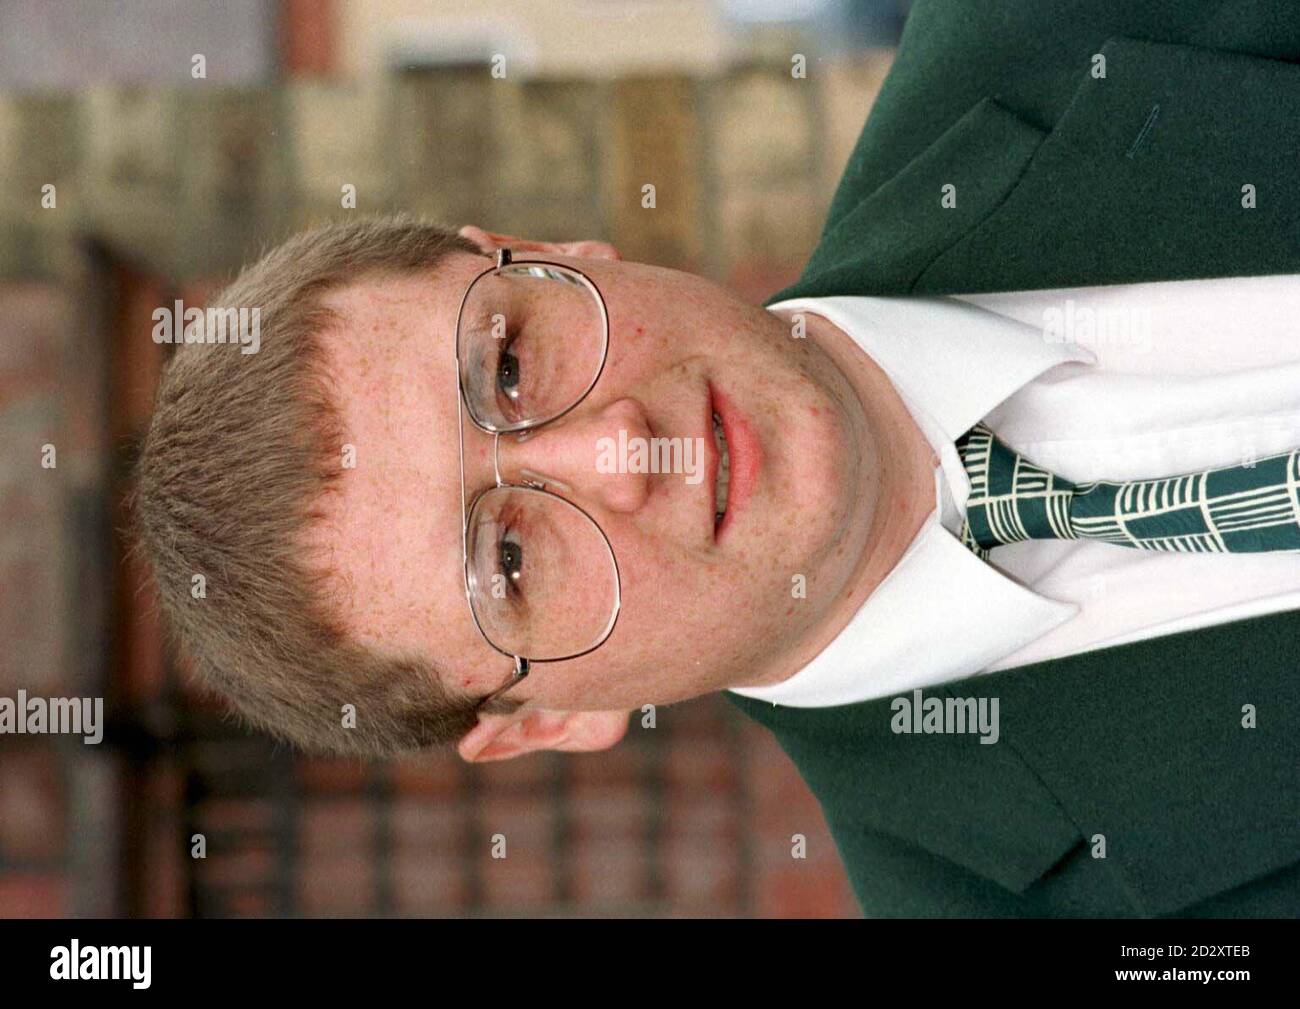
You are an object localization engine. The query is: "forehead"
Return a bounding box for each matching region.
[304,257,494,671]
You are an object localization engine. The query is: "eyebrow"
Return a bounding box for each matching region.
[461,330,492,412]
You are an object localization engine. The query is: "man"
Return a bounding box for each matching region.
[135,0,1300,916]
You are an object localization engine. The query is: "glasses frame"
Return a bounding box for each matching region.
[455,248,622,713]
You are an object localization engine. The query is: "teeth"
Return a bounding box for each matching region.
[713,411,730,525]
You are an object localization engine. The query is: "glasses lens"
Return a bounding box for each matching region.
[457,262,607,431]
[465,486,619,660]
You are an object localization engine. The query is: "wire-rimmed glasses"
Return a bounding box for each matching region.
[455,249,622,712]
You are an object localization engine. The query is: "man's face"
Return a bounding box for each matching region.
[311,228,878,759]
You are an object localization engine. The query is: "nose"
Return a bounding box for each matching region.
[497,397,652,513]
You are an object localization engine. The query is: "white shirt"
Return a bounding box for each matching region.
[730,275,1300,708]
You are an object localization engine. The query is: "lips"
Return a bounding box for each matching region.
[708,382,760,542]
[712,410,731,525]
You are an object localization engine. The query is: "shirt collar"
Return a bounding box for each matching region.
[728,295,1092,708]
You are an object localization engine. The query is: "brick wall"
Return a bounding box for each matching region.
[0,271,117,916]
[0,53,890,918]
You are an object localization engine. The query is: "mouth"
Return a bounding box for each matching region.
[708,382,760,542]
[712,409,731,531]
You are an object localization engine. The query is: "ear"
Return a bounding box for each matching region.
[459,224,621,262]
[457,708,630,763]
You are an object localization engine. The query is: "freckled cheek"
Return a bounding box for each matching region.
[615,546,715,623]
[610,324,679,373]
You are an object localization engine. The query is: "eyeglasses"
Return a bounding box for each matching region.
[455,249,622,713]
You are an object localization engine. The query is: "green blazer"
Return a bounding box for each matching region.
[729,0,1300,916]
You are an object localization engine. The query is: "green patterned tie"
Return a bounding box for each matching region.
[955,423,1300,558]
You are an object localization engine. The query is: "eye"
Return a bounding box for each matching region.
[497,332,521,395]
[499,535,524,588]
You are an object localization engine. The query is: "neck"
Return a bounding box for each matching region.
[855,363,939,590]
[742,309,938,689]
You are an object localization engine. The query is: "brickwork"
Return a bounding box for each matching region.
[0,51,890,918]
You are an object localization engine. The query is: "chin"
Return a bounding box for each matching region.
[794,410,855,516]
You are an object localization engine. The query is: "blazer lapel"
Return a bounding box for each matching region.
[730,604,1300,914]
[728,688,1083,895]
[775,37,1300,302]
[992,606,1300,915]
[766,96,1046,303]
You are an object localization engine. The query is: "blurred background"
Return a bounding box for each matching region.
[0,0,908,917]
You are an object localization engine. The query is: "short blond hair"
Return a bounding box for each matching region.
[132,215,486,757]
